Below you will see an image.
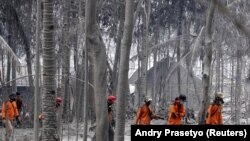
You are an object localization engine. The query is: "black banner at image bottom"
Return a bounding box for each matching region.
[131,125,250,141]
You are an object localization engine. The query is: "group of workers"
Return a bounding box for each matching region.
[1,91,224,141]
[1,91,61,141]
[134,92,224,125]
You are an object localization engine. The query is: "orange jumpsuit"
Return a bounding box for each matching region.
[205,104,223,125]
[167,102,185,125]
[2,101,19,121]
[2,100,20,141]
[134,104,158,125]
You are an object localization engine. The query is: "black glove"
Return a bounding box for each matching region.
[16,116,22,124]
[171,113,177,118]
[111,119,116,127]
[16,116,20,122]
[159,116,164,120]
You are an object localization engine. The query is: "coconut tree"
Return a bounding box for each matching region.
[41,0,57,140]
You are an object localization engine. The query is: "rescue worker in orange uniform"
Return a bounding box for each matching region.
[16,92,24,127]
[107,95,116,126]
[205,92,224,125]
[92,95,117,141]
[167,94,186,125]
[1,93,20,141]
[38,96,62,120]
[134,96,162,125]
[38,96,62,141]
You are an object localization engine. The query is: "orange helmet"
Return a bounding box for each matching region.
[56,97,62,104]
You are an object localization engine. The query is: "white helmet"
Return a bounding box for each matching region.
[145,96,152,102]
[215,92,223,99]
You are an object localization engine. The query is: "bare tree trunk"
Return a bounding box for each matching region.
[76,63,83,139]
[221,49,224,92]
[61,0,71,121]
[135,15,142,107]
[58,0,71,138]
[41,0,57,140]
[34,0,41,140]
[89,60,96,125]
[230,58,235,123]
[76,0,84,140]
[198,0,215,125]
[183,22,191,108]
[141,0,151,99]
[6,5,15,93]
[82,51,89,141]
[86,0,108,141]
[8,15,17,93]
[215,48,221,92]
[235,46,243,124]
[176,0,184,95]
[152,25,159,111]
[133,0,144,28]
[6,55,11,90]
[114,0,134,141]
[11,53,17,93]
[248,56,250,116]
[83,2,89,139]
[112,2,125,95]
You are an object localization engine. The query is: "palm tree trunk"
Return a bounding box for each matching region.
[235,46,243,124]
[41,0,57,140]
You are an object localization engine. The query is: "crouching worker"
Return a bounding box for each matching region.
[38,96,62,140]
[167,94,186,125]
[1,93,21,141]
[205,92,224,125]
[38,96,62,121]
[134,96,163,125]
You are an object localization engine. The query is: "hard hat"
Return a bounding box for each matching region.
[9,93,16,100]
[56,97,62,104]
[108,95,116,104]
[215,92,223,99]
[145,96,152,102]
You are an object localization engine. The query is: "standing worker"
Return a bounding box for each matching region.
[134,96,162,125]
[205,92,224,125]
[91,95,117,141]
[167,94,186,125]
[107,95,116,128]
[16,92,23,127]
[1,93,20,141]
[107,95,116,141]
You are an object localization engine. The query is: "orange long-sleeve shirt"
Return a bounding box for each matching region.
[206,104,223,125]
[167,103,185,125]
[2,101,19,121]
